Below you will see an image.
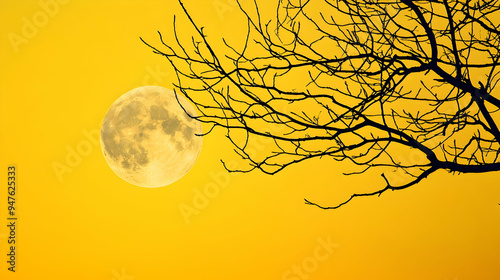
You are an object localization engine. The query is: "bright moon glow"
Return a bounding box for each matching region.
[100,86,202,188]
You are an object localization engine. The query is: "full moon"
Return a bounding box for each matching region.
[100,86,202,188]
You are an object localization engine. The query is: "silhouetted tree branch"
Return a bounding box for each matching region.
[141,0,500,208]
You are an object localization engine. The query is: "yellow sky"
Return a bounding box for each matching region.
[0,1,499,279]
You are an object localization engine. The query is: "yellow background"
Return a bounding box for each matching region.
[1,0,499,279]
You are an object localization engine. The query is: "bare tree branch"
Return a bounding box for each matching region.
[141,0,500,208]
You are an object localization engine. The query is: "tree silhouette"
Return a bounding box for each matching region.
[142,0,500,208]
